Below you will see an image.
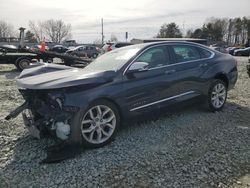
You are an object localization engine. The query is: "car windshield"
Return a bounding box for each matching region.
[84,45,144,72]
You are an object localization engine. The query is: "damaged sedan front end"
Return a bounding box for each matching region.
[5,61,119,162]
[18,89,75,140]
[6,62,117,142]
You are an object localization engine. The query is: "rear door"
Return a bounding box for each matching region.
[166,44,213,95]
[77,47,85,56]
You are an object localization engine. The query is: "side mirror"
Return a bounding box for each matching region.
[127,62,149,74]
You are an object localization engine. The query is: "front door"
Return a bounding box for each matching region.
[122,45,174,112]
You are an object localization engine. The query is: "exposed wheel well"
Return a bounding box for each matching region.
[214,74,229,88]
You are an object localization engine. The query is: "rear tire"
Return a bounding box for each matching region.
[70,100,120,148]
[92,53,98,58]
[15,58,31,71]
[207,79,227,112]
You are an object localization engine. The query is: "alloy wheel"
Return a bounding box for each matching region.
[211,83,226,109]
[81,105,116,144]
[19,60,30,70]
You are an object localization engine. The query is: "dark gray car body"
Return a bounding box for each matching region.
[15,42,237,122]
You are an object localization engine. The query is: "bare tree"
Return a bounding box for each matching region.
[28,20,44,42]
[43,19,71,43]
[110,34,118,42]
[29,19,72,43]
[0,21,15,38]
[185,29,194,38]
[93,39,102,45]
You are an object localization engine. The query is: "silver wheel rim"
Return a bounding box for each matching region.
[211,83,226,108]
[20,60,30,69]
[81,105,116,144]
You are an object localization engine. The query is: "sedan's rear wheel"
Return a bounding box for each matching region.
[92,53,98,58]
[207,79,227,112]
[15,58,31,71]
[70,100,120,148]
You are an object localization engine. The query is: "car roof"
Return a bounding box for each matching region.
[53,45,66,47]
[131,41,210,49]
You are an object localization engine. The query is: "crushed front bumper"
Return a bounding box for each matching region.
[5,102,28,120]
[5,99,77,139]
[5,102,41,138]
[22,109,41,138]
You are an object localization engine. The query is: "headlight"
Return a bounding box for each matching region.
[55,98,63,109]
[47,93,65,110]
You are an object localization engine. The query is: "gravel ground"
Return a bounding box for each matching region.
[0,57,250,188]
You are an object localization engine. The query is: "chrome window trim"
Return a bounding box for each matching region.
[123,43,215,75]
[130,91,195,111]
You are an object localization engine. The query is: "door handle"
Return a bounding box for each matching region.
[165,69,176,74]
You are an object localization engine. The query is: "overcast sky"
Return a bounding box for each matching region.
[0,0,249,43]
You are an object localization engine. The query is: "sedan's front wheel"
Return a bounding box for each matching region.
[70,100,120,148]
[207,79,227,112]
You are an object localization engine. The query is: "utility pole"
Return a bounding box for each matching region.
[19,27,26,48]
[182,21,185,36]
[125,32,128,42]
[101,18,104,45]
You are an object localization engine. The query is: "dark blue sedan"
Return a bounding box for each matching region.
[7,41,238,148]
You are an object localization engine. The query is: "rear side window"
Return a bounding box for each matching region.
[199,48,213,58]
[172,45,200,62]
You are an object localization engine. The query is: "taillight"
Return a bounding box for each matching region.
[107,44,112,52]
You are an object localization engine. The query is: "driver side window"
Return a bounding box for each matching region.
[135,46,170,69]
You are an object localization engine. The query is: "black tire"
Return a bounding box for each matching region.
[69,99,120,148]
[92,53,98,58]
[207,79,227,112]
[15,58,31,71]
[47,58,53,63]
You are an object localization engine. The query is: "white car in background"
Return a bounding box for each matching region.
[101,42,133,53]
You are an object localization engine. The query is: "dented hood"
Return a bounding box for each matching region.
[17,63,116,89]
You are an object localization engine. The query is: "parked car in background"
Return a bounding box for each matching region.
[227,47,240,55]
[0,44,18,52]
[65,45,100,58]
[101,42,133,53]
[234,47,250,56]
[209,46,227,53]
[7,41,238,149]
[50,45,69,53]
[30,45,49,51]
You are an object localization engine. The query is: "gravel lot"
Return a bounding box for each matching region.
[0,57,250,188]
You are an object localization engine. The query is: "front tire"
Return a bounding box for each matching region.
[70,100,120,148]
[207,79,227,112]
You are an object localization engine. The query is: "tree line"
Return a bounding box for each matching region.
[0,19,72,44]
[157,16,250,46]
[1,16,250,46]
